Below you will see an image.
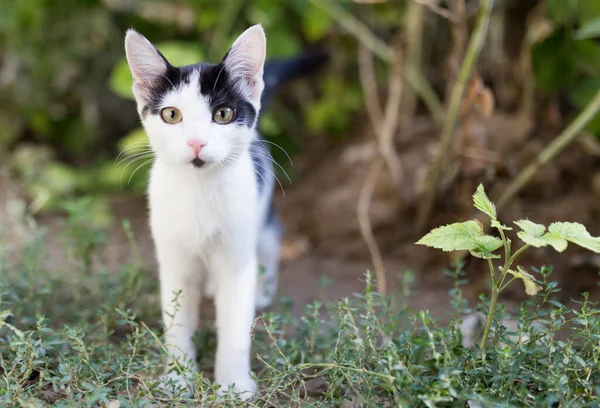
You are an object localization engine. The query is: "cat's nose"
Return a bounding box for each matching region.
[186,139,206,156]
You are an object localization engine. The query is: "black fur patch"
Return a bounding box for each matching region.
[139,61,257,128]
[199,64,257,128]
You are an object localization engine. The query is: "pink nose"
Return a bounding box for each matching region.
[186,140,206,156]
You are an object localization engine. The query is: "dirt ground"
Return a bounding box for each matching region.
[2,113,600,321]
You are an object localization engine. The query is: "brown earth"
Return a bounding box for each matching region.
[2,112,600,322]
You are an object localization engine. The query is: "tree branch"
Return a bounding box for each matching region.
[417,0,495,229]
[497,88,600,210]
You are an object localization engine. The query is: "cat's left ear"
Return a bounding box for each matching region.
[221,24,266,105]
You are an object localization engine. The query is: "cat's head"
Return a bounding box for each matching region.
[124,25,266,169]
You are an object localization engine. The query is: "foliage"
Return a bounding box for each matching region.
[418,183,600,349]
[0,0,373,214]
[0,205,599,406]
[532,0,600,136]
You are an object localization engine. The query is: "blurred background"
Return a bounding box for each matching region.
[1,0,600,317]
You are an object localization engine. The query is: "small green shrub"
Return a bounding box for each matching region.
[1,194,599,406]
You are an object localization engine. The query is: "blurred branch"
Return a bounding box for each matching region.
[400,0,425,138]
[413,0,457,23]
[308,0,393,61]
[357,158,386,295]
[497,88,600,210]
[417,0,495,229]
[358,44,384,126]
[355,40,404,295]
[307,0,444,125]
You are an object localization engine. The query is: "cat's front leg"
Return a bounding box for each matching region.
[209,241,258,400]
[155,240,202,393]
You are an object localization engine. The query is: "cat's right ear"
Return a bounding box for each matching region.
[124,29,168,99]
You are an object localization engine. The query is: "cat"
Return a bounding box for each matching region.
[123,24,326,399]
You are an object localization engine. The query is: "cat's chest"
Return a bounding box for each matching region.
[147,161,257,247]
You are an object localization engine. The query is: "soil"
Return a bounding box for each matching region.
[2,112,600,322]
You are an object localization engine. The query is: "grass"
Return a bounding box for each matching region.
[1,204,600,407]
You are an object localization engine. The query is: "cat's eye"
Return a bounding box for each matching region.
[213,106,235,124]
[160,107,183,124]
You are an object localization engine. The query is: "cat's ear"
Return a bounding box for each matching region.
[221,24,266,104]
[124,29,169,100]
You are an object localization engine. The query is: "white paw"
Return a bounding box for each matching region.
[215,375,257,401]
[156,371,195,397]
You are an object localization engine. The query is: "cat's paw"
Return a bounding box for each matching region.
[214,375,257,401]
[156,371,195,398]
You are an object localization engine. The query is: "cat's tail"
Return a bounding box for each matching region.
[261,49,330,110]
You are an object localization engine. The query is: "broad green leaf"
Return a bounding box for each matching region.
[548,222,600,253]
[470,235,504,259]
[538,231,568,252]
[507,266,542,296]
[491,220,512,231]
[515,219,546,246]
[576,16,600,40]
[416,220,484,252]
[515,219,568,251]
[472,184,497,220]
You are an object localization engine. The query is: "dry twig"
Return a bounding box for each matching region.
[307,0,444,125]
[497,88,600,210]
[417,0,495,229]
[357,158,387,294]
[413,0,457,23]
[355,40,404,294]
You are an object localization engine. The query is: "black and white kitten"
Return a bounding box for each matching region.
[123,25,288,399]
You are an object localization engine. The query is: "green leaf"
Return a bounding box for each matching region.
[515,219,568,251]
[576,16,600,40]
[416,220,484,252]
[539,231,569,252]
[472,184,497,220]
[470,235,503,259]
[491,220,512,231]
[548,222,600,253]
[507,266,543,296]
[515,219,546,238]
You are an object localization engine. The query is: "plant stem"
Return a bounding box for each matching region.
[508,244,530,268]
[306,0,444,124]
[417,0,495,229]
[497,87,600,210]
[499,276,518,292]
[480,285,498,351]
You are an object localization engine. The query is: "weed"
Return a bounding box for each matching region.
[0,191,599,406]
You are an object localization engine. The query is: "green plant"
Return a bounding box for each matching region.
[532,0,600,136]
[417,183,600,350]
[1,206,600,405]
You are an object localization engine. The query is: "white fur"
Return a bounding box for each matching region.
[124,24,274,400]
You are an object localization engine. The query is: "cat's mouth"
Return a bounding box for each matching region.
[191,158,206,168]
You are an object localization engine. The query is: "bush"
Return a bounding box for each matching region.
[1,195,599,406]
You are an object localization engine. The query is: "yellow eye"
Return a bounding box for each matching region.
[160,107,182,124]
[213,106,234,124]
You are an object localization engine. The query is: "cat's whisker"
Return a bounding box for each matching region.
[119,154,155,187]
[116,149,154,166]
[115,141,151,163]
[256,139,293,167]
[115,144,152,162]
[212,65,226,95]
[250,148,292,183]
[251,160,286,197]
[127,158,154,186]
